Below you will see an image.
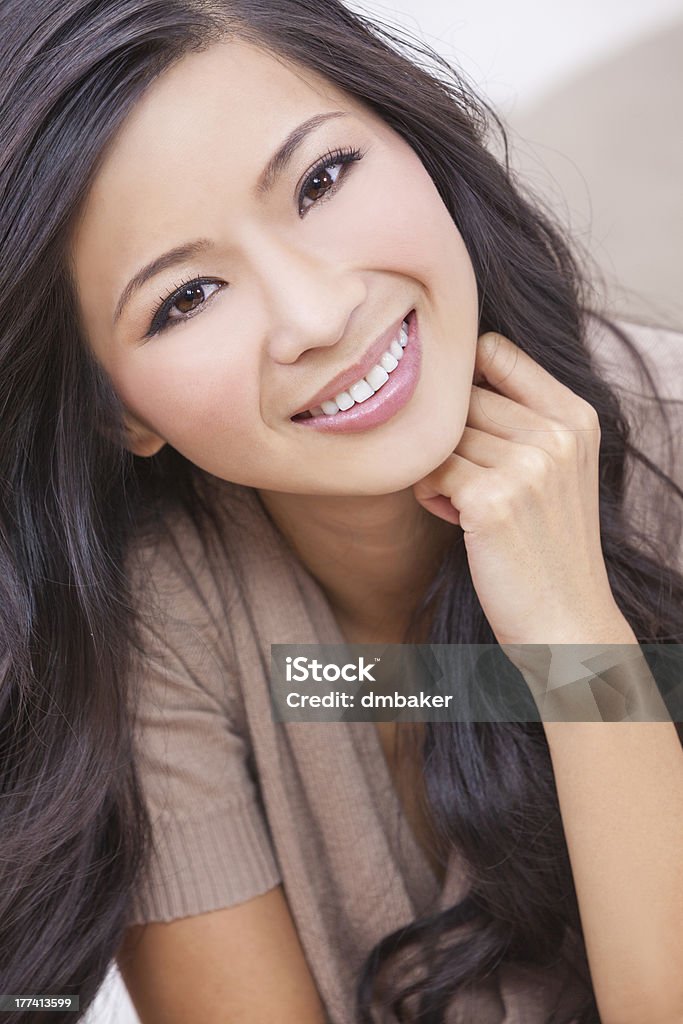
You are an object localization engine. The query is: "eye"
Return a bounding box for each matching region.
[298,146,364,215]
[141,146,364,338]
[145,278,224,338]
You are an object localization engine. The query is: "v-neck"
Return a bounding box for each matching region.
[246,486,455,911]
[295,569,445,911]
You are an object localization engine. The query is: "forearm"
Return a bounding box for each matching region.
[543,718,683,1024]
[506,622,683,1023]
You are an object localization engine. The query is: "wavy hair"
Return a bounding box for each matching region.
[1,1,681,1022]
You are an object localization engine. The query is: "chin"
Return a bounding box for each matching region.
[334,461,445,497]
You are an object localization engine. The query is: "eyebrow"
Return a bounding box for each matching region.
[112,109,348,326]
[255,109,347,195]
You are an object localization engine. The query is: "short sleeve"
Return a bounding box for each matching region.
[124,514,282,927]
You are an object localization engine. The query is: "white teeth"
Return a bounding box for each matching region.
[303,317,411,418]
[349,378,375,403]
[399,322,408,347]
[364,364,389,390]
[334,391,355,411]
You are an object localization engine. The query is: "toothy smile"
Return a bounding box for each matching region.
[292,317,410,420]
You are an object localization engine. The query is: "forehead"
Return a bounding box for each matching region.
[84,38,350,197]
[69,39,369,324]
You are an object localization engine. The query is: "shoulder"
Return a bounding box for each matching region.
[123,478,278,712]
[123,484,242,716]
[125,498,218,647]
[125,477,263,623]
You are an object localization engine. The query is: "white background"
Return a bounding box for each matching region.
[347,0,683,114]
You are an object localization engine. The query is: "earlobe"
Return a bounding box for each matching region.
[129,433,166,458]
[123,415,166,458]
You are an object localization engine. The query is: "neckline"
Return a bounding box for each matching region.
[247,485,446,905]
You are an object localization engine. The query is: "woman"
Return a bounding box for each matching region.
[1,1,681,1022]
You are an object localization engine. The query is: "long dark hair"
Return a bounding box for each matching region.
[1,2,681,1021]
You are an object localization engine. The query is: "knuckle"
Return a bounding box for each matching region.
[479,331,504,354]
[477,480,514,519]
[516,445,552,478]
[577,399,601,432]
[478,332,507,372]
[547,426,578,460]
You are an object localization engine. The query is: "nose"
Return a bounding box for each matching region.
[257,238,367,363]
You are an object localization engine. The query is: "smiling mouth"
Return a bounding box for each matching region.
[291,313,412,421]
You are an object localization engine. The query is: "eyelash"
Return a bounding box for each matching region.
[143,144,365,338]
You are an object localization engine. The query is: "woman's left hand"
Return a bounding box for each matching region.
[412,331,629,648]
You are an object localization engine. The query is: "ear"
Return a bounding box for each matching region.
[122,412,166,458]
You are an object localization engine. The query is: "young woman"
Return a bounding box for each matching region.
[1,2,681,1022]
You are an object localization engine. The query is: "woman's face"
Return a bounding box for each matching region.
[70,39,480,495]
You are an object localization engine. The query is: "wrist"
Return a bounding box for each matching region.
[501,633,672,723]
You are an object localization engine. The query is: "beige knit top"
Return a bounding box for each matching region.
[124,317,682,1023]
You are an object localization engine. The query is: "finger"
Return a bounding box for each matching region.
[475,332,593,426]
[454,425,517,468]
[412,452,486,526]
[467,384,554,442]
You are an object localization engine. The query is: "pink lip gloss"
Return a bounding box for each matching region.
[290,309,421,434]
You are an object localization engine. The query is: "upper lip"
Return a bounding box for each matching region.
[290,309,412,417]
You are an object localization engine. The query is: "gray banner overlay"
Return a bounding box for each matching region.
[269,644,683,723]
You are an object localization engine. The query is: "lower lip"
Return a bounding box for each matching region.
[290,309,421,434]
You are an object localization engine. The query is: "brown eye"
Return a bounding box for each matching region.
[298,147,364,214]
[146,279,223,338]
[307,170,333,201]
[300,163,344,211]
[174,283,206,315]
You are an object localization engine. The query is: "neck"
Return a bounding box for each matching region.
[255,487,456,643]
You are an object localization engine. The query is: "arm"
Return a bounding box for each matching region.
[117,884,328,1024]
[544,716,683,1024]
[122,520,327,1022]
[535,623,683,1024]
[411,328,683,1023]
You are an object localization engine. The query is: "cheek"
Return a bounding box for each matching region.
[332,153,464,283]
[339,156,479,359]
[110,339,258,439]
